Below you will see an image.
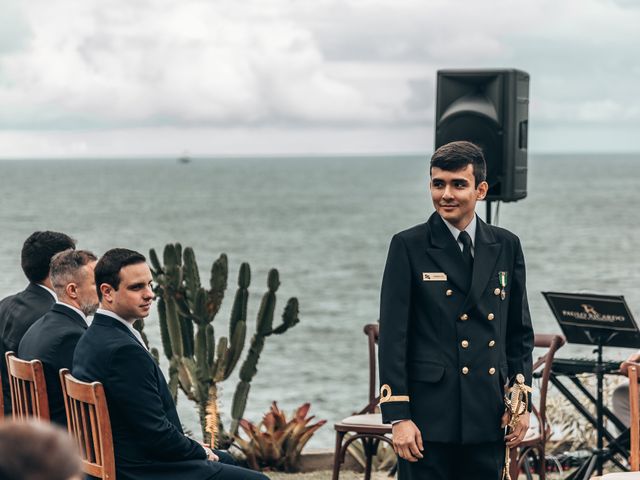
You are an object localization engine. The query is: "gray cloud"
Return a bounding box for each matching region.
[0,0,639,155]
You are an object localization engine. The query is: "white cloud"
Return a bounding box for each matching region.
[0,0,640,154]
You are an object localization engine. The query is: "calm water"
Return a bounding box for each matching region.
[1,153,639,447]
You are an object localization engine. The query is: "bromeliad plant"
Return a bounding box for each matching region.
[149,243,300,448]
[235,402,327,472]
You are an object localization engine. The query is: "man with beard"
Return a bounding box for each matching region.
[18,249,99,426]
[378,141,534,479]
[0,231,76,415]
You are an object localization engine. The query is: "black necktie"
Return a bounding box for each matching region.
[458,230,473,272]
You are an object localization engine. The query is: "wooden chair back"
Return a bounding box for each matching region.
[59,368,116,480]
[532,333,566,436]
[363,324,379,414]
[4,351,50,420]
[629,365,639,471]
[0,360,4,420]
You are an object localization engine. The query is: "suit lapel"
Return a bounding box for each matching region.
[425,214,471,293]
[461,217,502,313]
[52,303,88,329]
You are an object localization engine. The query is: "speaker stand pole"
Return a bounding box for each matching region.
[486,200,492,225]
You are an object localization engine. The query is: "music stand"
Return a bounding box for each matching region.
[543,292,640,478]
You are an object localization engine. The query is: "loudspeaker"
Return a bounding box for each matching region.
[435,69,529,202]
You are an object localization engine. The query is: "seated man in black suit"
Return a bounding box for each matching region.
[72,248,269,480]
[19,249,99,426]
[0,231,76,415]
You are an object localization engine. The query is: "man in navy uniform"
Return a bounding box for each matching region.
[0,231,76,415]
[72,248,268,480]
[378,141,534,479]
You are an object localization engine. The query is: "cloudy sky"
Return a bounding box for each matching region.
[0,0,639,157]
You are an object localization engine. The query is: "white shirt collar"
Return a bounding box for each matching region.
[56,301,88,325]
[442,214,477,247]
[96,308,148,350]
[36,283,58,301]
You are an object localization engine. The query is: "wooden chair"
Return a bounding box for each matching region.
[59,368,116,480]
[509,333,566,480]
[4,351,50,420]
[0,360,4,420]
[332,323,393,480]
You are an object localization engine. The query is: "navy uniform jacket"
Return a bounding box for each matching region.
[0,283,55,415]
[72,313,222,480]
[18,302,88,426]
[378,213,534,444]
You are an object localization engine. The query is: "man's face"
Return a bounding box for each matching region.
[101,262,154,321]
[76,262,99,316]
[430,164,488,230]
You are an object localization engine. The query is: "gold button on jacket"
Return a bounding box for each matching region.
[489,367,496,375]
[494,288,501,296]
[462,366,469,375]
[446,289,453,296]
[460,313,469,321]
[461,340,469,348]
[488,340,496,348]
[487,313,495,320]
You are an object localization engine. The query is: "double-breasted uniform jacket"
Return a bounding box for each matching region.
[378,213,534,444]
[18,302,88,426]
[0,283,55,415]
[73,313,222,480]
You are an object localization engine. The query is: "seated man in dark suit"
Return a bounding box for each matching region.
[0,231,76,415]
[72,248,268,480]
[19,249,99,426]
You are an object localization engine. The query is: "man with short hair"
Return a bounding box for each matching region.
[72,248,268,480]
[0,231,76,415]
[19,249,99,426]
[378,141,534,479]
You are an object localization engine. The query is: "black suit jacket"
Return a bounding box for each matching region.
[0,283,55,414]
[378,213,534,444]
[72,313,221,480]
[18,302,87,426]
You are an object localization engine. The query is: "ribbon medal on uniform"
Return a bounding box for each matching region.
[499,271,507,300]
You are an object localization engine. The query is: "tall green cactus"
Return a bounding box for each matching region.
[149,243,299,448]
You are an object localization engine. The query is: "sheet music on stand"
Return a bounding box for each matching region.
[542,291,640,479]
[543,292,640,348]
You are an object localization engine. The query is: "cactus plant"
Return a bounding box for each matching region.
[149,243,300,448]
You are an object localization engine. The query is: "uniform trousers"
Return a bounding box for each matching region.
[397,441,505,480]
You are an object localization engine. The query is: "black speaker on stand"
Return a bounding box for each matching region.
[435,68,530,224]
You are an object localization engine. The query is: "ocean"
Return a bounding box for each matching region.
[1,153,639,448]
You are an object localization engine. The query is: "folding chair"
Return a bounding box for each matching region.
[4,351,50,420]
[59,368,116,480]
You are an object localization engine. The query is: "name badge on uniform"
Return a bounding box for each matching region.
[423,272,447,281]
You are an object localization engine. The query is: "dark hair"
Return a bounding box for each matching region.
[430,141,487,187]
[0,420,82,480]
[50,249,98,292]
[95,248,146,300]
[20,231,76,283]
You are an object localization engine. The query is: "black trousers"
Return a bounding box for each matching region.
[398,441,505,480]
[212,450,270,480]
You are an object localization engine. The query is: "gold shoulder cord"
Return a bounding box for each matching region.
[502,374,532,480]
